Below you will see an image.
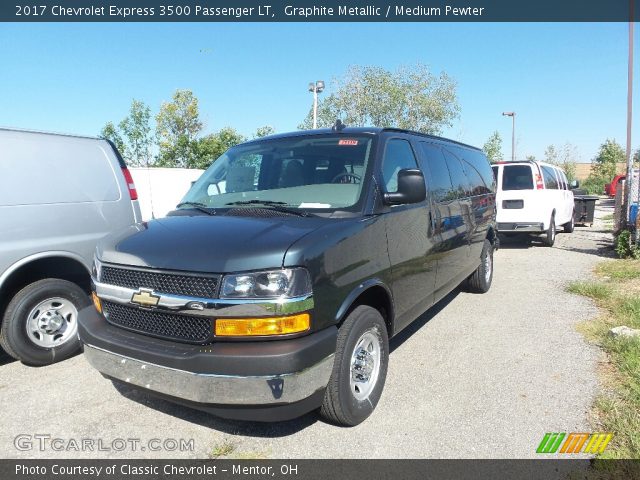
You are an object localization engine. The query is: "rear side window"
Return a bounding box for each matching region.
[453,147,495,193]
[559,170,569,190]
[542,166,559,190]
[381,139,418,193]
[502,165,534,190]
[442,149,469,198]
[420,143,454,202]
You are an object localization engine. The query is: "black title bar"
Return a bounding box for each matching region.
[2,0,639,22]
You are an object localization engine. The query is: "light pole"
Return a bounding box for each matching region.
[308,80,325,129]
[502,111,516,161]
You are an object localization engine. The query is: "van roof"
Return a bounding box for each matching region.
[0,126,100,141]
[494,160,562,169]
[244,127,482,152]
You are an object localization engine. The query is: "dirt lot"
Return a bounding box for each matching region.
[0,200,614,459]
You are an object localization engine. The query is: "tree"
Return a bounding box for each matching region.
[99,121,126,158]
[155,89,203,167]
[525,155,536,161]
[254,125,275,138]
[482,131,503,163]
[544,145,558,164]
[298,64,459,134]
[545,143,577,182]
[105,100,153,167]
[592,139,625,181]
[193,127,246,170]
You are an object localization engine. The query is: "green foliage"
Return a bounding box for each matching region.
[298,63,459,134]
[566,281,614,301]
[155,89,203,168]
[615,230,640,259]
[482,131,503,163]
[99,100,153,166]
[99,121,126,157]
[593,139,625,183]
[254,125,275,138]
[581,174,607,195]
[192,127,246,170]
[545,143,578,182]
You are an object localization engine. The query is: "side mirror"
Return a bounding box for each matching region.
[384,169,427,205]
[570,180,580,189]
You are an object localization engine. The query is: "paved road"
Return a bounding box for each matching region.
[0,201,614,459]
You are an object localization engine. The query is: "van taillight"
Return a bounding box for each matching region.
[121,168,138,200]
[535,174,544,190]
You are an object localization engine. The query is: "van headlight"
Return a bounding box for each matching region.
[220,268,312,299]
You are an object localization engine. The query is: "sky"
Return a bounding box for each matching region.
[0,22,638,163]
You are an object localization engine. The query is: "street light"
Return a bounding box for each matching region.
[502,111,516,162]
[308,80,325,129]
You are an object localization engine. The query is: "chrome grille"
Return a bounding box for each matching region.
[102,301,213,344]
[100,266,219,298]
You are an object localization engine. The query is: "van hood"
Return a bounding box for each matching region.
[96,213,331,273]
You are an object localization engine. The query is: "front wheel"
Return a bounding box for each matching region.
[320,306,389,426]
[0,279,89,366]
[467,239,494,293]
[563,213,575,233]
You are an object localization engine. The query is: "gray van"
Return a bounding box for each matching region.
[79,126,496,426]
[0,128,141,365]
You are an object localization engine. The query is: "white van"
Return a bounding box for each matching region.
[491,161,575,246]
[0,128,141,365]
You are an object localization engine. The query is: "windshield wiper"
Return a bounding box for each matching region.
[225,200,315,217]
[175,201,216,216]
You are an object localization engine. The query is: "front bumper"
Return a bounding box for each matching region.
[78,307,337,421]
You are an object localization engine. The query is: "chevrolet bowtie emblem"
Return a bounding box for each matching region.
[130,289,160,307]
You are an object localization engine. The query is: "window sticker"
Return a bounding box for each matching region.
[338,139,359,146]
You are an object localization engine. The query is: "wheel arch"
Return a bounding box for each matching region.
[334,279,395,337]
[0,252,91,323]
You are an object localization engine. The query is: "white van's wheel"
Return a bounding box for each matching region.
[564,213,575,233]
[545,214,556,246]
[320,306,389,426]
[0,279,88,366]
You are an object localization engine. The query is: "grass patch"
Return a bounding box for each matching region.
[567,259,640,459]
[209,441,235,459]
[596,260,640,280]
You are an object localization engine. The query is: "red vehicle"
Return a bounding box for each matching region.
[605,174,626,197]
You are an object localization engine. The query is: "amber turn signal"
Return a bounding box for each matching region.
[91,292,102,314]
[215,313,310,337]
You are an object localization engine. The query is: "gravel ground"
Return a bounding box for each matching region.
[0,200,614,459]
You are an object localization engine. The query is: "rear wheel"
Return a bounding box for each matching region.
[467,239,494,293]
[563,212,575,233]
[320,306,389,427]
[545,214,556,247]
[0,279,89,366]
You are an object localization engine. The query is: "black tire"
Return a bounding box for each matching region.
[563,213,575,233]
[0,279,89,366]
[320,306,389,427]
[467,239,494,293]
[545,214,556,247]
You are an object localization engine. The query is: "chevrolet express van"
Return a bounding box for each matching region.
[79,127,497,426]
[0,128,141,365]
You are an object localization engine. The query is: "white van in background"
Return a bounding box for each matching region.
[492,161,575,246]
[0,128,141,365]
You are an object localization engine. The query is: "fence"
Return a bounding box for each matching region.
[129,167,204,221]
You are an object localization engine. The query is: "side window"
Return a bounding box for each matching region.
[559,170,569,190]
[442,149,469,198]
[420,143,454,202]
[453,147,495,193]
[542,166,559,190]
[381,139,419,193]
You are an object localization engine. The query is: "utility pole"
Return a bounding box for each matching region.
[308,81,325,129]
[502,112,516,161]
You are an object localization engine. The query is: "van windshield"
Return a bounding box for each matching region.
[502,164,533,190]
[178,134,373,212]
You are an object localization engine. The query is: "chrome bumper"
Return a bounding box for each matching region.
[83,344,334,405]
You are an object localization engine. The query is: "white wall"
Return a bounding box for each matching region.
[129,167,204,220]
